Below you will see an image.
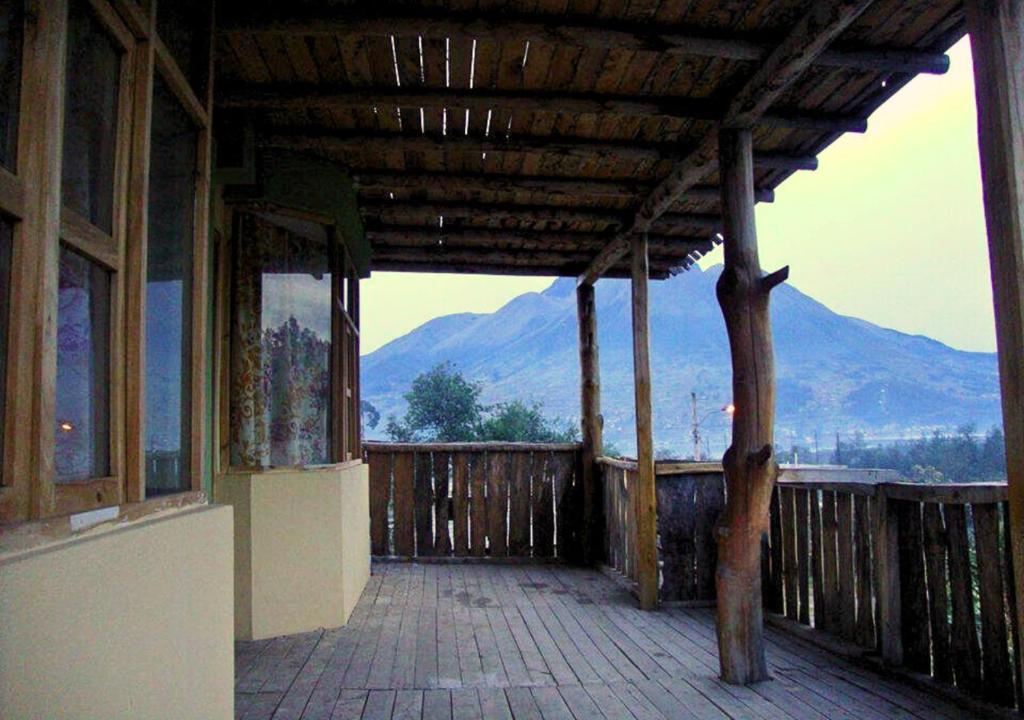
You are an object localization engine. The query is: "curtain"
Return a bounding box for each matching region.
[229,212,331,468]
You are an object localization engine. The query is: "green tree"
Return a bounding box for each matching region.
[384,364,577,444]
[385,362,483,441]
[476,400,579,443]
[360,400,380,430]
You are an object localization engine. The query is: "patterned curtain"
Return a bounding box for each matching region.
[229,212,331,468]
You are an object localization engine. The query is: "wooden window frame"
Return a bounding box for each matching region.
[51,0,135,517]
[216,204,362,473]
[123,1,212,503]
[0,1,31,520]
[0,0,214,524]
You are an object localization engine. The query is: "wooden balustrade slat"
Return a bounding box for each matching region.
[695,477,724,600]
[780,487,798,621]
[470,452,488,557]
[415,452,435,556]
[433,451,452,556]
[810,489,825,629]
[1004,502,1024,709]
[836,493,856,642]
[945,503,983,696]
[487,452,510,557]
[821,490,840,634]
[554,451,577,561]
[795,488,811,625]
[532,452,554,558]
[895,499,930,672]
[368,450,391,556]
[629,469,640,583]
[973,502,1014,706]
[768,486,784,614]
[922,503,953,684]
[853,495,875,648]
[451,452,471,556]
[392,452,415,557]
[509,451,532,556]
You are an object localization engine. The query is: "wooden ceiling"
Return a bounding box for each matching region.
[214,0,965,279]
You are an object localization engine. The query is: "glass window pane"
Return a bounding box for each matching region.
[145,77,197,496]
[61,0,121,234]
[156,0,210,98]
[0,216,12,476]
[230,214,333,468]
[55,244,111,482]
[0,2,23,172]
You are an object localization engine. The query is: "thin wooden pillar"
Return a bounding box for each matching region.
[631,233,659,610]
[577,281,602,565]
[714,128,787,684]
[966,0,1024,670]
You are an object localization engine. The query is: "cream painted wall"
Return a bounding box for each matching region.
[0,505,234,720]
[217,463,370,641]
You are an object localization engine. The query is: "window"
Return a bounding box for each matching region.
[0,1,23,172]
[61,0,121,234]
[144,77,198,496]
[53,0,127,505]
[0,217,12,473]
[55,245,111,482]
[229,213,334,468]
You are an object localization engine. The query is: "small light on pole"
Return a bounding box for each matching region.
[723,403,735,416]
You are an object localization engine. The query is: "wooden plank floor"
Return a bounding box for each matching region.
[235,563,976,720]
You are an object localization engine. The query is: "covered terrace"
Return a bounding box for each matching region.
[0,1,1022,719]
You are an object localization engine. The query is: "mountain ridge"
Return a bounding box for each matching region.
[361,265,1001,455]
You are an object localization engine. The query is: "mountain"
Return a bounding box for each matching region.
[361,265,1002,456]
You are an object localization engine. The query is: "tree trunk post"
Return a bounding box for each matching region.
[714,127,787,685]
[577,281,603,565]
[631,233,659,610]
[966,0,1024,670]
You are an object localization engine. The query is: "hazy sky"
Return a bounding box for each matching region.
[361,38,994,355]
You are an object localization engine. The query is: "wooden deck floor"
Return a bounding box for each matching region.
[235,562,975,720]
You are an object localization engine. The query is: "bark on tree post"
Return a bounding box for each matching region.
[715,128,788,685]
[577,281,603,565]
[966,0,1024,671]
[631,233,659,610]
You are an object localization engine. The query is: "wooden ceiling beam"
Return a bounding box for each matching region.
[218,11,949,76]
[220,86,867,134]
[352,171,775,203]
[580,0,877,285]
[369,260,672,280]
[264,131,819,171]
[365,227,712,253]
[359,200,723,232]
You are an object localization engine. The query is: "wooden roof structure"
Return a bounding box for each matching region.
[215,0,965,280]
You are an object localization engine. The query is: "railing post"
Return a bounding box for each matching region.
[966,0,1024,672]
[873,484,903,666]
[577,281,602,565]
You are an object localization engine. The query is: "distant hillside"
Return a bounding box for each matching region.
[361,266,1002,456]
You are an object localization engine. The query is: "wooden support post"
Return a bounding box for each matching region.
[631,233,659,610]
[966,0,1024,673]
[577,281,602,565]
[714,128,787,685]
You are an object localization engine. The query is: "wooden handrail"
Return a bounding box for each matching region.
[364,441,581,453]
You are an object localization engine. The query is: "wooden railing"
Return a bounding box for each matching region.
[768,471,1021,713]
[363,442,583,560]
[597,458,1021,712]
[597,457,724,602]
